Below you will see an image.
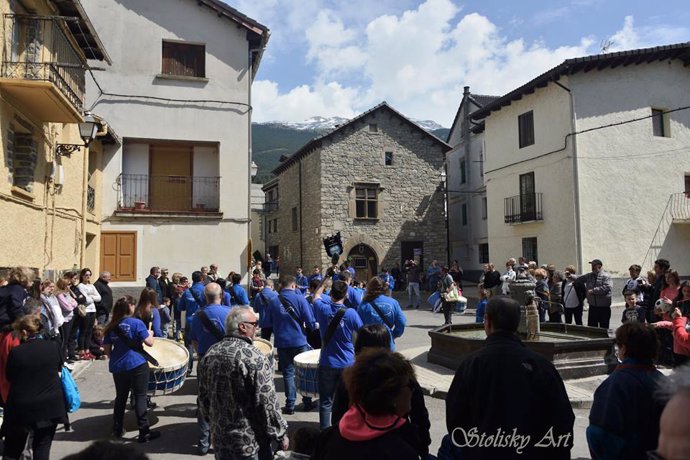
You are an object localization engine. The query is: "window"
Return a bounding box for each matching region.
[478,243,489,264]
[652,108,669,137]
[519,172,536,220]
[460,158,466,184]
[355,185,378,219]
[162,40,205,78]
[369,124,378,133]
[7,124,37,193]
[522,237,538,265]
[685,174,690,194]
[384,151,393,166]
[291,207,298,231]
[518,111,534,148]
[272,219,278,233]
[461,203,468,226]
[482,197,487,220]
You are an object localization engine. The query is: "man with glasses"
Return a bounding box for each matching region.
[199,306,288,460]
[190,283,231,456]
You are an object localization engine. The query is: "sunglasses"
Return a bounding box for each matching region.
[242,321,258,327]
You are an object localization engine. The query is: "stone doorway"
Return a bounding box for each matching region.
[348,243,378,283]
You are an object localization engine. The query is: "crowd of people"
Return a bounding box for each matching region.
[2,252,690,459]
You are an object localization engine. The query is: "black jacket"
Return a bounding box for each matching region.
[5,338,67,426]
[312,421,419,460]
[93,278,113,317]
[446,331,574,460]
[331,378,431,457]
[0,284,27,330]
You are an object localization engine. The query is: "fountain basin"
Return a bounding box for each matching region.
[428,323,615,380]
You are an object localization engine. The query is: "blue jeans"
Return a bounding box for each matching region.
[277,345,312,410]
[318,365,344,429]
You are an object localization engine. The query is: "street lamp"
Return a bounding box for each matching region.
[56,112,100,158]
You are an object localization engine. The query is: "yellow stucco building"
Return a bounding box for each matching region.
[0,0,110,279]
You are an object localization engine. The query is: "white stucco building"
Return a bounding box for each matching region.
[473,43,690,278]
[83,0,269,284]
[446,87,498,280]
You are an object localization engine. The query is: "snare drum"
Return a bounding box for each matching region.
[294,349,320,398]
[146,338,190,395]
[253,337,274,370]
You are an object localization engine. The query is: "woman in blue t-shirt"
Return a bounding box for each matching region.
[104,296,160,443]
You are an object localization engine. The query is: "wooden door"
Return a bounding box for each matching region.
[149,145,192,211]
[100,232,137,281]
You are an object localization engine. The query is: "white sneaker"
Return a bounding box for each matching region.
[64,362,75,371]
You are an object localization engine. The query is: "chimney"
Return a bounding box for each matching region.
[463,86,470,97]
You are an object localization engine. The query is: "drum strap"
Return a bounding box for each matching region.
[113,323,159,366]
[370,300,394,329]
[196,309,224,342]
[323,306,347,349]
[279,294,307,331]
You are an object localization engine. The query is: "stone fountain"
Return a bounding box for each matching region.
[428,280,615,380]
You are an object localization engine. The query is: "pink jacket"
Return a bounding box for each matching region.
[57,292,77,313]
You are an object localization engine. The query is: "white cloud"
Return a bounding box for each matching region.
[246,0,690,125]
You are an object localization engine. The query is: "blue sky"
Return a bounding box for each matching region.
[227,0,690,126]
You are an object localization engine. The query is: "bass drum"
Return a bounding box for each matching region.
[147,338,190,395]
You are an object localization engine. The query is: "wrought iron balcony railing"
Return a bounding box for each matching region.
[504,193,543,224]
[263,201,279,212]
[2,14,86,111]
[118,174,220,213]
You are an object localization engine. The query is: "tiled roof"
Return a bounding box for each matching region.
[472,42,690,119]
[272,102,452,176]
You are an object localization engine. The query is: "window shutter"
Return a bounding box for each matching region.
[348,187,356,218]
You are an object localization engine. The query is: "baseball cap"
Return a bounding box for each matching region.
[588,259,603,266]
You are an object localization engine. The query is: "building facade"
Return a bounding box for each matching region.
[446,87,498,281]
[0,0,110,278]
[263,102,450,281]
[83,0,269,285]
[473,43,690,278]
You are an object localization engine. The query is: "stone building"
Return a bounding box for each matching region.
[263,102,451,281]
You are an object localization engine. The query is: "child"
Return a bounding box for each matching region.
[622,264,645,305]
[621,291,646,323]
[89,325,107,360]
[160,297,172,338]
[475,289,488,323]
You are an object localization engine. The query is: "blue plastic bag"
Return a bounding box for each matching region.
[61,367,81,413]
[427,291,441,308]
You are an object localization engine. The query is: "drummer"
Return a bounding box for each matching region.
[312,280,363,429]
[189,282,232,457]
[103,296,160,443]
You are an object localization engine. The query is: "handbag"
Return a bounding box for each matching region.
[76,304,87,317]
[61,367,81,413]
[446,285,461,302]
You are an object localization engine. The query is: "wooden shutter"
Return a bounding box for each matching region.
[100,232,137,281]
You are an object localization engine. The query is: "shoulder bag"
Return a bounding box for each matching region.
[196,308,224,342]
[369,299,394,329]
[278,294,321,349]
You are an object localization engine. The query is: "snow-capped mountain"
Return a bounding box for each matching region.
[258,116,446,133]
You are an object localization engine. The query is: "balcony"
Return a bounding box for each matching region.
[504,193,543,224]
[263,201,279,213]
[117,174,220,215]
[0,14,86,123]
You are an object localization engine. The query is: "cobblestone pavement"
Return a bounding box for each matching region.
[46,294,605,459]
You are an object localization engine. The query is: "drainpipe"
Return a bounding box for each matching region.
[80,145,88,268]
[247,49,254,279]
[554,79,583,272]
[299,159,303,268]
[462,86,471,263]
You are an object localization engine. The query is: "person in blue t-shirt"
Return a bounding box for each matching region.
[379,268,395,296]
[357,277,406,350]
[295,267,309,295]
[475,288,489,324]
[312,280,363,429]
[264,275,317,414]
[103,296,160,442]
[134,287,164,338]
[227,273,250,306]
[308,266,324,284]
[190,283,231,456]
[339,271,362,308]
[253,278,277,341]
[177,271,205,374]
